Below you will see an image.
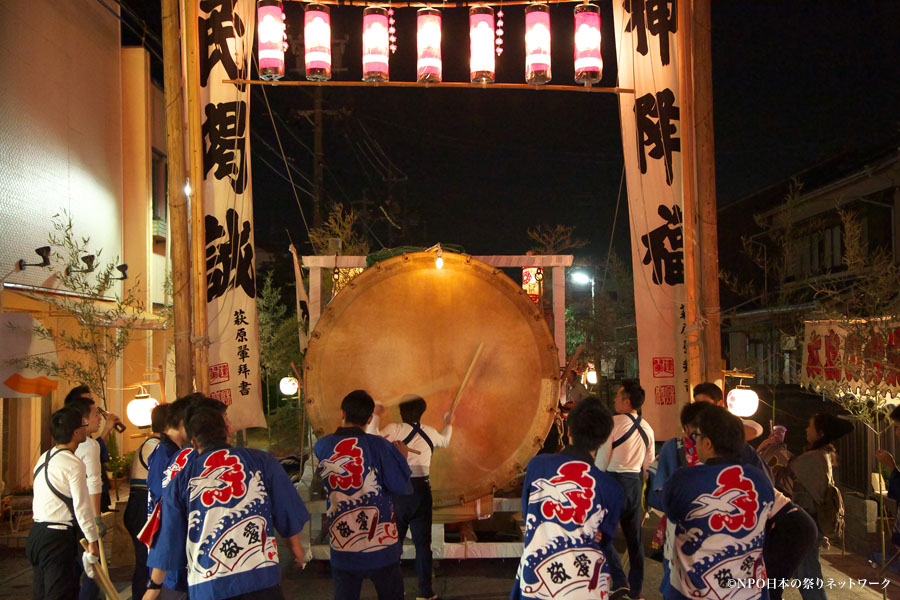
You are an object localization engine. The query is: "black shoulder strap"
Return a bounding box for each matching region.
[611,413,650,450]
[402,424,434,452]
[137,437,155,470]
[35,450,77,521]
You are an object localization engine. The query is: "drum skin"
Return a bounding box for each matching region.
[304,251,560,507]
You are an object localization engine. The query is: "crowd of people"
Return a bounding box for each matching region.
[25,380,890,600]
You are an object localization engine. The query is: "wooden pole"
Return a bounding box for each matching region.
[677,0,702,394]
[448,343,483,417]
[225,79,632,94]
[692,0,724,386]
[313,87,324,228]
[180,0,210,393]
[161,0,193,397]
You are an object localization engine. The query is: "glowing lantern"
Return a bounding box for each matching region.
[525,3,551,84]
[126,393,159,428]
[362,7,390,82]
[279,376,299,396]
[469,6,495,84]
[304,3,331,81]
[726,387,760,417]
[257,0,287,80]
[417,7,442,83]
[585,365,598,385]
[574,3,602,85]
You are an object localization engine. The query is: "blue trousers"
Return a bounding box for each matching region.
[394,477,434,598]
[332,562,405,600]
[795,533,828,600]
[606,472,644,598]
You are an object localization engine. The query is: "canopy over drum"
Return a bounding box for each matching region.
[304,251,560,507]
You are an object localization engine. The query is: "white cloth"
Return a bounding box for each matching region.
[129,436,160,485]
[594,411,655,473]
[75,437,103,495]
[82,547,100,578]
[367,415,452,477]
[32,448,99,542]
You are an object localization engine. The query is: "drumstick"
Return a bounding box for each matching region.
[79,538,118,600]
[449,343,484,418]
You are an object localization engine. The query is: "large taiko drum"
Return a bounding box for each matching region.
[303,251,560,507]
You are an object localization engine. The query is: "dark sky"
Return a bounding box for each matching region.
[124,1,900,262]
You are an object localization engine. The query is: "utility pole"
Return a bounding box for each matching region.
[295,90,344,231]
[313,87,324,228]
[161,0,193,397]
[180,0,210,393]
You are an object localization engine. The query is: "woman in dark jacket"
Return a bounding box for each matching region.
[788,413,853,600]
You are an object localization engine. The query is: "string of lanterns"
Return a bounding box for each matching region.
[256,0,603,86]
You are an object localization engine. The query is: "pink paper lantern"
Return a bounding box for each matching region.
[304,3,331,81]
[469,6,495,84]
[574,3,602,85]
[362,7,390,82]
[525,4,551,84]
[416,7,442,83]
[257,0,287,81]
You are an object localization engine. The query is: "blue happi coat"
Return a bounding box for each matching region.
[511,447,624,600]
[314,426,412,570]
[145,439,193,591]
[148,445,310,600]
[663,458,781,600]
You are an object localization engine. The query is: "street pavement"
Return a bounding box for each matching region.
[1,534,897,599]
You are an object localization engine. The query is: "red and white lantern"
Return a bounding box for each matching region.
[469,6,495,84]
[416,7,442,83]
[574,3,602,85]
[257,0,287,80]
[304,3,331,81]
[363,6,390,82]
[525,3,551,84]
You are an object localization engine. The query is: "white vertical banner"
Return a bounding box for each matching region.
[197,0,266,429]
[614,1,686,439]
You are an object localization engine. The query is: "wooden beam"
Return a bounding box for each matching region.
[225,79,632,95]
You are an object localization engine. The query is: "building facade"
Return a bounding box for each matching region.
[0,0,172,491]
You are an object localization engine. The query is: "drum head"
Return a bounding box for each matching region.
[304,251,560,507]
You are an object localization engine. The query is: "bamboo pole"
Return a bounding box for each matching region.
[161,0,193,397]
[180,0,210,393]
[692,0,724,385]
[224,79,633,94]
[677,0,702,393]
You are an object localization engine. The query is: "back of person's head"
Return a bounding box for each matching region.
[67,397,95,420]
[681,401,710,427]
[342,390,375,426]
[811,413,854,450]
[399,395,427,424]
[64,385,92,405]
[568,397,614,454]
[621,381,645,410]
[187,407,229,450]
[693,404,744,459]
[50,406,84,445]
[164,396,191,431]
[693,382,724,404]
[183,396,228,440]
[890,405,900,422]
[150,403,168,434]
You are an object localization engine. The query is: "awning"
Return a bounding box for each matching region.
[5,288,167,331]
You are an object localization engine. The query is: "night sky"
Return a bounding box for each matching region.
[125,1,900,264]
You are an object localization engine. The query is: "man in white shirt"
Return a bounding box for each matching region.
[368,395,453,600]
[26,406,100,600]
[595,382,655,600]
[65,396,105,533]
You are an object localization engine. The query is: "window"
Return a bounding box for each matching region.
[152,150,167,222]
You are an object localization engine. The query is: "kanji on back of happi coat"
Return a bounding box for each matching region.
[614,0,688,439]
[196,0,266,429]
